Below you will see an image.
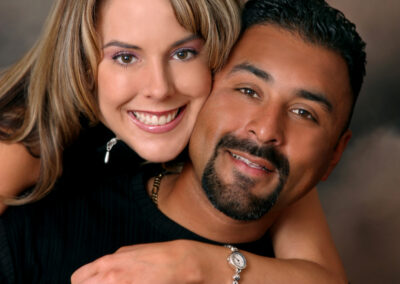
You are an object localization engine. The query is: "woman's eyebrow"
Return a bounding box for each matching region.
[170,34,201,48]
[102,41,140,50]
[102,35,200,50]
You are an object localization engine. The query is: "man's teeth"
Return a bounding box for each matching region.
[134,110,178,126]
[231,153,267,171]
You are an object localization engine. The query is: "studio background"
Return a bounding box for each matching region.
[1,0,399,283]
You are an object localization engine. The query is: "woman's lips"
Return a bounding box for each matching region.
[128,106,186,134]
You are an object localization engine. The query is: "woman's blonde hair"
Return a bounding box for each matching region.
[0,0,242,205]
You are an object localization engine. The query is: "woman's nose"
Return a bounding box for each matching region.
[142,59,173,100]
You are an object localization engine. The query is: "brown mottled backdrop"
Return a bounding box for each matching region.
[1,1,399,283]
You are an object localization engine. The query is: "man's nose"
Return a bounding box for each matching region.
[142,59,173,100]
[245,106,285,146]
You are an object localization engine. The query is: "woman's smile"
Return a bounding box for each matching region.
[129,106,186,133]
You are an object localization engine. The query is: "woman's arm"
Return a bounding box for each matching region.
[0,141,40,214]
[269,187,347,282]
[71,188,347,284]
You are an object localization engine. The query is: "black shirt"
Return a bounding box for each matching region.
[0,124,273,283]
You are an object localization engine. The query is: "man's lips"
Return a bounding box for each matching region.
[227,150,276,173]
[130,106,185,126]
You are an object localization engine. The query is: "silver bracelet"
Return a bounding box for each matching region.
[225,245,247,284]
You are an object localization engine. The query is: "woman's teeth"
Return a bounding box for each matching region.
[133,110,179,126]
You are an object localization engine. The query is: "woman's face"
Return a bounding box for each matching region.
[97,0,212,162]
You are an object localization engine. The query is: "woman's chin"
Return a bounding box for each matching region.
[134,144,185,163]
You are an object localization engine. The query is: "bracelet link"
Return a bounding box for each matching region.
[233,269,241,284]
[225,245,247,284]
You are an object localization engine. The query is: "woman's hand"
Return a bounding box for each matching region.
[71,240,230,284]
[71,236,346,284]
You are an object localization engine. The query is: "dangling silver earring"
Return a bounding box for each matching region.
[104,137,119,164]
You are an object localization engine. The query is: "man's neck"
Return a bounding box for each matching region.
[151,163,279,244]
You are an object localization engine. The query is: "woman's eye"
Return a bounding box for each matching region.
[172,49,197,61]
[292,108,317,122]
[113,53,137,65]
[237,87,259,98]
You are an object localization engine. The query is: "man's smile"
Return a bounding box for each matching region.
[227,150,275,173]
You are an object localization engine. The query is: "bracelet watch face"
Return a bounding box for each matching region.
[228,251,247,270]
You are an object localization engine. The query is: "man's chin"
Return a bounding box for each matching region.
[213,199,273,221]
[203,180,280,221]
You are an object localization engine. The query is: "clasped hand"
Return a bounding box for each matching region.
[71,239,226,284]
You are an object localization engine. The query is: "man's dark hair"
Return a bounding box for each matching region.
[242,0,367,129]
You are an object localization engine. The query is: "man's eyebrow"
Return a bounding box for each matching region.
[229,62,272,82]
[297,89,333,112]
[102,35,200,50]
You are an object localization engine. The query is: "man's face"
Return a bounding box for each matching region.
[189,25,353,220]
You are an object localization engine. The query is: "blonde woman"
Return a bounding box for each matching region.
[0,0,241,209]
[0,0,347,283]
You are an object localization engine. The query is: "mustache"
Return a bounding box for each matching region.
[215,134,290,179]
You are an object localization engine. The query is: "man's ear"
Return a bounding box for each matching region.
[321,129,352,181]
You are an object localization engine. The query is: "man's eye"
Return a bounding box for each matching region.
[113,53,137,65]
[291,108,317,122]
[236,88,259,98]
[172,49,197,61]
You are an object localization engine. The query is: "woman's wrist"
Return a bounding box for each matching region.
[224,245,247,284]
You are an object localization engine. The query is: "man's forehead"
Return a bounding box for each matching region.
[222,24,350,92]
[224,25,298,67]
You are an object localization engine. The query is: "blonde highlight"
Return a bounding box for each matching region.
[170,0,242,71]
